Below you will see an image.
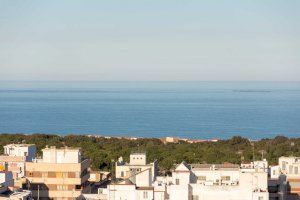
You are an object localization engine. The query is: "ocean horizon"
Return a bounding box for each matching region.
[0,81,300,139]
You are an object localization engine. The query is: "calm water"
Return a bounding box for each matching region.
[0,81,300,139]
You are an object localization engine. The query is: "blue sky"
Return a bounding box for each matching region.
[0,0,299,81]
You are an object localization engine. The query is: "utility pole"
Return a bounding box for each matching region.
[37,184,40,200]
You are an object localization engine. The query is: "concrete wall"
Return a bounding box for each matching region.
[42,147,81,163]
[130,153,147,165]
[108,184,136,200]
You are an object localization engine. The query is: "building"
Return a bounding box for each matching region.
[25,146,90,200]
[0,189,32,200]
[0,144,36,187]
[103,153,164,200]
[159,161,269,200]
[160,137,180,144]
[89,171,110,183]
[115,152,158,183]
[0,167,14,194]
[270,156,300,200]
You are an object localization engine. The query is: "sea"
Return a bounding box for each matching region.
[0,81,299,139]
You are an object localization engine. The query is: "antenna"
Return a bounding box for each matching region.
[251,142,255,162]
[259,150,265,160]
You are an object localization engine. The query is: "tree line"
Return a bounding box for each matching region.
[0,134,299,173]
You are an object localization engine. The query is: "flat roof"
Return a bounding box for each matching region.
[191,164,240,171]
[4,144,35,147]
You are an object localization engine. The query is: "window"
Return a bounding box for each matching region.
[176,179,180,185]
[192,195,199,200]
[221,176,230,181]
[258,197,263,200]
[289,165,293,174]
[62,172,68,178]
[121,171,124,177]
[143,191,148,199]
[282,161,286,170]
[295,167,299,174]
[75,185,82,190]
[42,172,48,178]
[197,176,206,181]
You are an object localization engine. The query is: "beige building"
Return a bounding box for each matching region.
[25,146,90,200]
[0,144,36,188]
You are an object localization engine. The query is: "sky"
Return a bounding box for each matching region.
[0,0,299,81]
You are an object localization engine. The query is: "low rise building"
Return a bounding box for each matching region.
[0,168,13,194]
[0,189,32,200]
[25,146,90,200]
[0,144,36,187]
[270,156,300,200]
[89,171,110,183]
[104,153,164,200]
[164,161,269,200]
[115,152,158,183]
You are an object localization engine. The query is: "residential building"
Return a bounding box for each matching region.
[104,153,164,200]
[0,144,36,187]
[270,156,300,200]
[0,166,13,194]
[165,161,269,200]
[0,189,32,200]
[89,171,110,183]
[115,152,158,183]
[25,146,90,200]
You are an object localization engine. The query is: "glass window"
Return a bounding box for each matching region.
[176,179,180,185]
[221,176,230,181]
[143,191,148,198]
[282,161,286,170]
[62,172,68,178]
[289,165,293,174]
[295,167,298,174]
[197,176,206,181]
[42,172,48,178]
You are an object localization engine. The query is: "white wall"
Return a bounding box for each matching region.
[136,189,154,200]
[130,154,147,165]
[107,184,136,200]
[169,185,191,200]
[3,144,36,161]
[42,148,81,163]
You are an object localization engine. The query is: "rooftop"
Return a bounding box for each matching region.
[191,163,240,171]
[43,146,81,151]
[4,144,35,147]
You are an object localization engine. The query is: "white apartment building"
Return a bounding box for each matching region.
[0,144,36,187]
[3,144,36,161]
[157,161,269,200]
[103,153,164,200]
[270,156,300,200]
[115,153,158,183]
[105,154,269,200]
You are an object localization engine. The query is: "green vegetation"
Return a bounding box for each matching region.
[0,134,299,172]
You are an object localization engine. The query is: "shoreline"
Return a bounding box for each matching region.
[0,132,298,142]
